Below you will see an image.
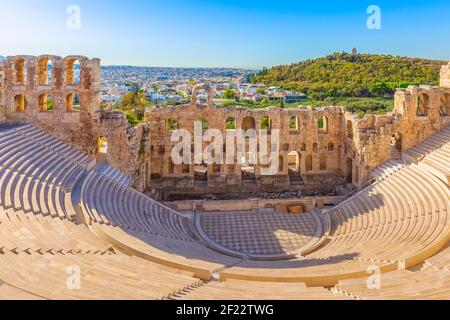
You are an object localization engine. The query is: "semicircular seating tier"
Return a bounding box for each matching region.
[0,123,449,299]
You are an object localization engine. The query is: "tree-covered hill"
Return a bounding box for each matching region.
[252,53,445,99]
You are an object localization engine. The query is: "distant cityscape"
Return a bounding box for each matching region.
[100,65,307,106]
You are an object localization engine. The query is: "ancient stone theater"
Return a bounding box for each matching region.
[0,55,449,299]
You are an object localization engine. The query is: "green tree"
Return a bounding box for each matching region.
[223,89,236,100]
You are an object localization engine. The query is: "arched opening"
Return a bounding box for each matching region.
[66,59,81,85]
[95,136,108,166]
[289,116,299,132]
[305,154,313,172]
[346,158,353,183]
[346,120,354,138]
[38,58,53,85]
[318,116,328,133]
[439,93,450,116]
[260,116,272,133]
[226,117,236,130]
[241,151,256,181]
[197,117,208,130]
[320,154,327,171]
[278,156,284,173]
[391,133,402,159]
[312,143,318,152]
[38,94,53,112]
[14,58,27,85]
[300,143,306,152]
[194,157,208,182]
[288,151,302,184]
[242,117,256,130]
[66,92,80,112]
[166,117,178,131]
[327,142,334,151]
[287,151,301,172]
[417,93,430,117]
[14,95,26,112]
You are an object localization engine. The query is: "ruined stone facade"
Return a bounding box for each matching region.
[0,55,449,198]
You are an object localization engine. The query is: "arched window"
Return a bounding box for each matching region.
[305,155,313,171]
[66,92,80,112]
[226,117,236,130]
[166,118,178,131]
[300,143,306,152]
[417,93,430,117]
[327,142,334,151]
[14,58,27,85]
[38,94,53,112]
[66,59,81,85]
[38,58,53,85]
[14,95,26,112]
[197,117,208,130]
[242,116,256,130]
[318,115,328,133]
[289,116,299,132]
[320,154,327,171]
[260,116,272,131]
[312,143,318,152]
[439,93,450,116]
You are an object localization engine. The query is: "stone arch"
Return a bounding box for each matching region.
[417,93,430,117]
[14,58,27,85]
[318,115,328,133]
[38,93,53,112]
[260,116,272,132]
[166,117,178,131]
[312,143,318,152]
[191,83,213,107]
[66,92,80,112]
[391,132,402,151]
[242,116,256,130]
[305,154,313,172]
[14,94,26,112]
[197,117,208,130]
[439,93,450,116]
[327,142,334,151]
[300,143,306,152]
[226,117,236,130]
[37,57,54,86]
[289,116,299,132]
[64,56,85,85]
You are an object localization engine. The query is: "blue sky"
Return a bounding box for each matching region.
[0,0,449,68]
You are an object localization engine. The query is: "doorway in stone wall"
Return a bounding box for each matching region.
[346,158,353,184]
[95,136,108,167]
[391,133,402,160]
